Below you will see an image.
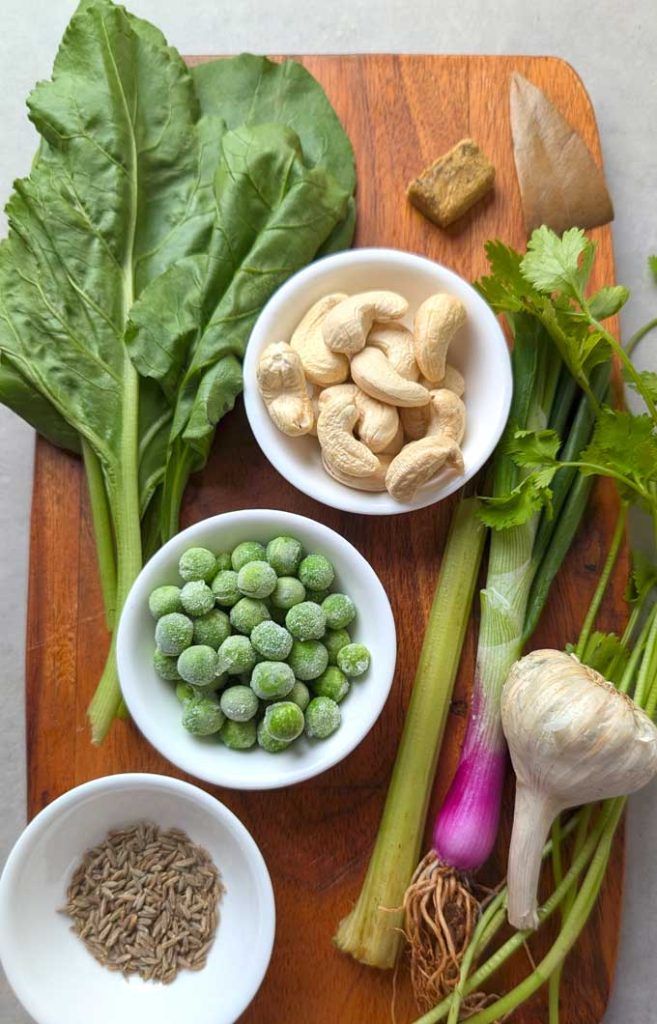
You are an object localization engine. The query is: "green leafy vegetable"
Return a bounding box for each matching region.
[0,0,356,740]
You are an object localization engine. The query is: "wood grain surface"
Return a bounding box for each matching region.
[26,55,626,1023]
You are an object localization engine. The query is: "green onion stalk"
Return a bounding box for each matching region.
[411,268,657,1024]
[334,316,603,1002]
[396,339,609,1009]
[334,497,486,968]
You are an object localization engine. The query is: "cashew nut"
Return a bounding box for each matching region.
[385,436,465,502]
[257,341,314,436]
[290,293,350,386]
[350,347,431,408]
[318,382,358,411]
[426,389,466,445]
[322,291,409,355]
[413,293,467,383]
[316,394,380,478]
[379,419,405,456]
[354,390,400,453]
[432,363,465,397]
[322,451,392,492]
[367,322,419,381]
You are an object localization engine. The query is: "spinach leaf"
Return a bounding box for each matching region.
[192,55,357,255]
[128,122,351,535]
[0,0,221,738]
[0,356,80,454]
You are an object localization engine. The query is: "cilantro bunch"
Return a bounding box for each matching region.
[477,227,657,530]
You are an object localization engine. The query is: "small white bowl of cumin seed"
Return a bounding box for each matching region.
[0,772,275,1024]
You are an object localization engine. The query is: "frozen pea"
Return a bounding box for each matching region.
[218,635,256,675]
[312,666,350,703]
[285,601,326,641]
[257,719,290,753]
[152,648,181,682]
[337,643,371,678]
[179,547,217,583]
[270,576,306,610]
[266,535,303,576]
[298,553,335,592]
[155,613,194,656]
[250,661,295,700]
[177,645,219,687]
[251,620,293,661]
[148,585,182,619]
[230,597,271,636]
[175,681,197,703]
[288,680,311,712]
[181,694,225,736]
[215,551,232,572]
[211,569,241,607]
[305,696,341,739]
[180,580,215,617]
[220,684,259,722]
[237,560,277,599]
[264,702,305,742]
[220,718,257,750]
[231,540,266,571]
[322,593,356,630]
[324,627,351,665]
[288,639,329,681]
[305,588,330,604]
[192,609,231,649]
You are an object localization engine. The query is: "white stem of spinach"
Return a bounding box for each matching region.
[87,353,143,742]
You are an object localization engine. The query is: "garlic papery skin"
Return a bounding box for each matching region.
[501,648,657,930]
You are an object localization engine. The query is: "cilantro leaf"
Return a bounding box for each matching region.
[537,295,609,386]
[581,631,629,682]
[588,286,630,321]
[507,427,561,467]
[624,368,657,406]
[475,240,534,313]
[479,471,553,530]
[625,551,657,603]
[580,407,657,485]
[521,227,594,299]
[649,255,657,283]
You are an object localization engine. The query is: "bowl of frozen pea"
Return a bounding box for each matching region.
[117,509,397,789]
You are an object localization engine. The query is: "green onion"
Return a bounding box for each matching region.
[333,498,485,967]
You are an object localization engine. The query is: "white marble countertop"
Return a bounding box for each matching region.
[2,1,657,1020]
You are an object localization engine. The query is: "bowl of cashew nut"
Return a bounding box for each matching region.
[243,248,512,515]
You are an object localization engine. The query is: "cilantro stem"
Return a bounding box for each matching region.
[575,503,627,660]
[558,460,646,500]
[625,317,657,357]
[591,316,657,423]
[633,604,657,707]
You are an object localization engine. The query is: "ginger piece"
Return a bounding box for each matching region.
[407,138,495,228]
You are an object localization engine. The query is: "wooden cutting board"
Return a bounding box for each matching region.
[26,55,626,1023]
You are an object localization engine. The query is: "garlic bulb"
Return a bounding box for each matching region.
[501,648,657,929]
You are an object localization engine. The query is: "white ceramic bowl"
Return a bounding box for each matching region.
[0,773,275,1024]
[117,509,396,789]
[243,247,512,515]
